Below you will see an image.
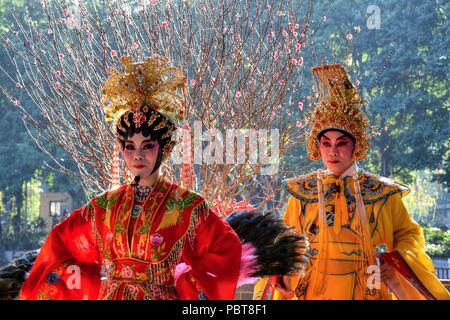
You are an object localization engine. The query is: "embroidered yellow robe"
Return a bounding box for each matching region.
[254,170,450,300]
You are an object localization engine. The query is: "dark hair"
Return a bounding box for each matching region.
[116,106,176,149]
[317,128,355,144]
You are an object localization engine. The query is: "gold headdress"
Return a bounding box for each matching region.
[306,64,374,161]
[101,55,187,125]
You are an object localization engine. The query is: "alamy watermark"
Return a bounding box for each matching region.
[171,121,280,175]
[367,5,381,30]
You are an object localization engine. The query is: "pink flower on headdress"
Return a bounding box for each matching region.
[110,50,118,58]
[150,233,164,246]
[161,21,168,28]
[133,111,146,128]
[59,18,66,24]
[296,121,302,127]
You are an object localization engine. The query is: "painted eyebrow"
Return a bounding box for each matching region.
[125,139,157,144]
[322,134,350,141]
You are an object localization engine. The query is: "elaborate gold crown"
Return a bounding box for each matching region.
[101,55,187,124]
[306,64,374,161]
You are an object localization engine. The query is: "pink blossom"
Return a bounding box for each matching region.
[322,16,327,22]
[355,79,360,86]
[288,23,294,31]
[12,100,19,107]
[59,18,66,24]
[58,53,64,60]
[53,81,61,89]
[344,59,351,65]
[189,79,196,87]
[47,29,53,35]
[346,33,353,41]
[110,50,118,58]
[106,232,113,242]
[67,16,78,26]
[235,91,242,99]
[279,80,285,85]
[150,0,157,5]
[291,58,298,65]
[201,5,207,12]
[64,8,70,17]
[295,121,302,127]
[87,33,94,41]
[161,21,168,28]
[150,233,164,246]
[298,57,304,65]
[293,31,298,37]
[295,43,301,53]
[53,70,61,77]
[297,101,304,110]
[267,31,274,40]
[295,23,300,29]
[131,42,139,49]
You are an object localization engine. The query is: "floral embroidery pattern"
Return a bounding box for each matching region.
[150,233,165,261]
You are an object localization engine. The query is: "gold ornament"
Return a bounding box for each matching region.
[101,55,187,125]
[305,64,375,161]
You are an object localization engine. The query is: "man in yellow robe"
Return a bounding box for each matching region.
[254,64,450,300]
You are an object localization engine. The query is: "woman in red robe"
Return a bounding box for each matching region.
[19,55,242,300]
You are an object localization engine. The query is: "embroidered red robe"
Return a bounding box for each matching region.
[20,177,242,300]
